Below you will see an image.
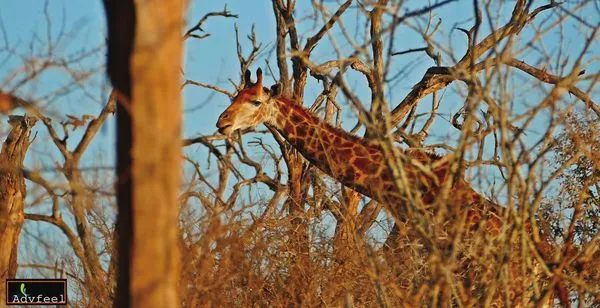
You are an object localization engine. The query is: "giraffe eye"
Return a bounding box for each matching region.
[251,100,262,106]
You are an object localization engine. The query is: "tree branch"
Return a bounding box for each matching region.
[184,5,238,40]
[72,91,116,161]
[182,79,234,98]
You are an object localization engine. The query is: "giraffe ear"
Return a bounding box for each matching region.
[255,68,263,87]
[244,70,252,87]
[270,83,281,96]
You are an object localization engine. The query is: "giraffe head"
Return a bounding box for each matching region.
[217,68,276,135]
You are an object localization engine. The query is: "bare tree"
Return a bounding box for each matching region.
[0,3,113,305]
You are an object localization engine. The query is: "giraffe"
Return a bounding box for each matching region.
[216,69,570,306]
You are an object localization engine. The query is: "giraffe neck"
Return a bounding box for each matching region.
[265,95,486,208]
[266,96,395,201]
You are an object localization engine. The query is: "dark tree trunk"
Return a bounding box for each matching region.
[103,1,135,306]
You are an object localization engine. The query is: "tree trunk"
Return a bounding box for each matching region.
[104,0,185,306]
[332,188,361,261]
[285,154,311,303]
[0,115,37,301]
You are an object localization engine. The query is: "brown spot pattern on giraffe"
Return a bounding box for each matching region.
[353,145,369,157]
[340,166,357,183]
[352,157,378,174]
[336,148,353,160]
[295,125,307,138]
[279,102,290,114]
[284,122,295,135]
[290,111,306,124]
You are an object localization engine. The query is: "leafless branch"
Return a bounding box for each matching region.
[184,5,238,40]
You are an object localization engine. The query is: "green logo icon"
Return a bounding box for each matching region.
[20,283,28,296]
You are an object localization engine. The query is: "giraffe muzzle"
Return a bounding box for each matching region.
[216,115,233,135]
[217,124,232,135]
